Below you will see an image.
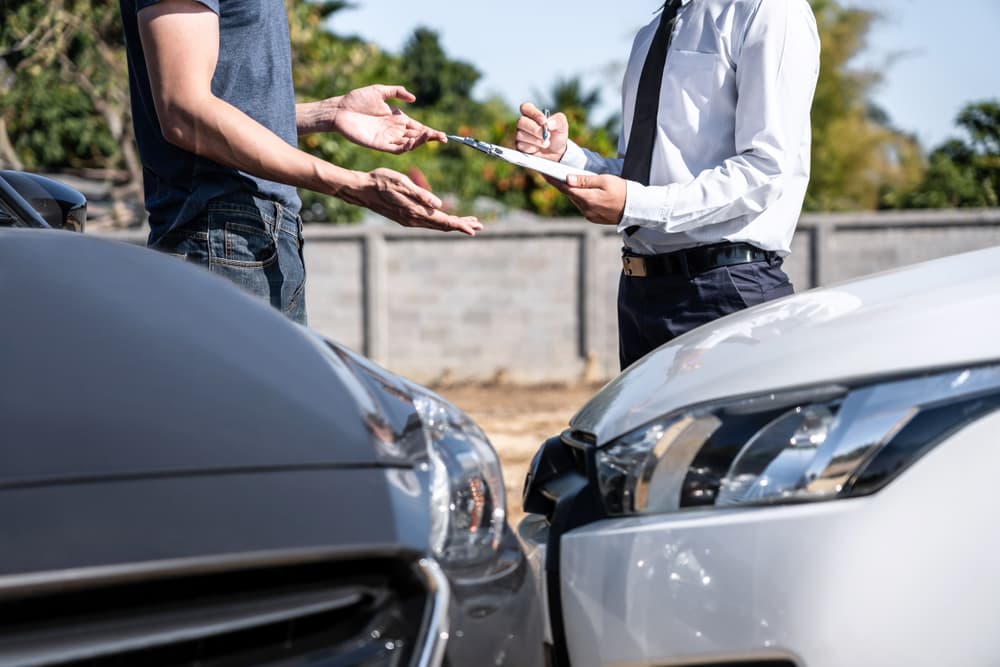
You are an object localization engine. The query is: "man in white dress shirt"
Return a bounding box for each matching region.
[516,0,820,369]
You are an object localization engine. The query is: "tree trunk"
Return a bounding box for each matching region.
[0,117,23,170]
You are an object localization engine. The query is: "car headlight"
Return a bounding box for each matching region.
[301,332,507,568]
[597,364,1000,515]
[413,391,506,566]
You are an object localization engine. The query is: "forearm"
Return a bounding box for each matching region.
[164,93,366,197]
[621,154,782,234]
[296,97,342,136]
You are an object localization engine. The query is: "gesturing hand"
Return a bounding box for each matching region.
[547,173,628,226]
[342,168,483,236]
[334,85,447,154]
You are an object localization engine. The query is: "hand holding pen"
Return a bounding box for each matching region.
[515,102,570,162]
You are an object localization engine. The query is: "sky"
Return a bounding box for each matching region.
[326,0,1000,152]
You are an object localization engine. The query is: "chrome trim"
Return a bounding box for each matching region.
[415,558,450,667]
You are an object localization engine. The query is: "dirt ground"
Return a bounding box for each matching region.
[435,382,605,525]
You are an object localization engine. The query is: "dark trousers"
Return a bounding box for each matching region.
[618,255,794,369]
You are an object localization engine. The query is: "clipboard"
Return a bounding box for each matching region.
[447,135,595,183]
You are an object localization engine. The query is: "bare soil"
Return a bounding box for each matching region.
[434,382,604,525]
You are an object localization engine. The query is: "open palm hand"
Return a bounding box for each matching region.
[334,85,446,154]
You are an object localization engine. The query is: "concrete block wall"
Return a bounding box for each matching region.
[96,208,1000,384]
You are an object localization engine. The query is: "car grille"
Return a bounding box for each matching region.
[0,554,446,667]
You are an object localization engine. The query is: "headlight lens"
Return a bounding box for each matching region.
[413,392,506,566]
[597,365,1000,515]
[302,333,507,567]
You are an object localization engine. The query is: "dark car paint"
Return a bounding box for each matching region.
[0,469,429,578]
[0,230,405,484]
[0,229,545,665]
[0,171,86,230]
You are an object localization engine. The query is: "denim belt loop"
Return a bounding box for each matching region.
[271,201,284,242]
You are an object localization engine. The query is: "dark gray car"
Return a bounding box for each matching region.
[0,174,544,667]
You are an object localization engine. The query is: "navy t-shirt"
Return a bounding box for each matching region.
[120,0,301,243]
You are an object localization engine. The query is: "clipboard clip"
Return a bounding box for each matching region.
[447,135,503,158]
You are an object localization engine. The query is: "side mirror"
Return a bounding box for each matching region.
[0,171,87,232]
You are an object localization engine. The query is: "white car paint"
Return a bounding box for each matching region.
[572,247,1000,444]
[520,247,1000,666]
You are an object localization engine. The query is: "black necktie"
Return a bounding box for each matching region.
[621,0,681,235]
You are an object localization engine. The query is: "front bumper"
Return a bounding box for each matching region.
[520,411,1000,667]
[444,524,546,667]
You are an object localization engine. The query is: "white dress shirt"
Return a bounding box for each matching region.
[560,0,820,255]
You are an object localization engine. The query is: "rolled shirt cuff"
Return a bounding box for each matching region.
[560,141,590,170]
[619,181,676,234]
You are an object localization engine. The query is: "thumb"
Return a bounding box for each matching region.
[566,174,601,189]
[379,85,417,103]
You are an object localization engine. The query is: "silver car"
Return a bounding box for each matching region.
[520,247,1000,667]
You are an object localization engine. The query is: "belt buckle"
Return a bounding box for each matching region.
[622,255,647,277]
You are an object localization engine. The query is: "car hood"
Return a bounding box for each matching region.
[571,247,1000,445]
[0,231,425,486]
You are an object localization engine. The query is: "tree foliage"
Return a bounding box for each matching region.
[883,100,1000,209]
[804,0,923,211]
[1,0,142,223]
[1,0,996,224]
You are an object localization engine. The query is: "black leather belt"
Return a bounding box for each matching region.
[622,242,774,277]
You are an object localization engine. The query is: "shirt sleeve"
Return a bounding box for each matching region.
[619,0,820,235]
[135,0,219,14]
[561,140,624,176]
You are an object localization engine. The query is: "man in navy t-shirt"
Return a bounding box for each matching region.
[120,0,482,323]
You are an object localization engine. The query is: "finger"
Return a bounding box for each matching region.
[544,175,571,193]
[402,182,443,211]
[566,174,602,189]
[516,117,545,140]
[400,130,442,152]
[519,101,547,127]
[412,123,448,143]
[446,215,484,236]
[420,212,483,236]
[400,115,447,143]
[515,129,544,154]
[384,141,408,155]
[550,111,568,133]
[378,84,417,103]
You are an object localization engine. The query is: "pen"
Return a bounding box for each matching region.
[542,108,550,143]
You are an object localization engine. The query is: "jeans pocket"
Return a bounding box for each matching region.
[150,230,210,265]
[280,220,307,324]
[216,219,278,268]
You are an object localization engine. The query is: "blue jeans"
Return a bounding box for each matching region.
[149,195,307,324]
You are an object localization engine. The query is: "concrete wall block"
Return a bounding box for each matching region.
[303,238,364,353]
[827,226,1000,284]
[382,236,584,383]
